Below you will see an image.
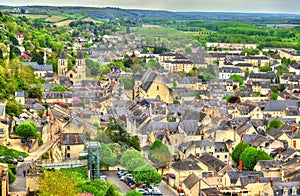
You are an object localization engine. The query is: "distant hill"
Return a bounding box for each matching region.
[1,5,300,24]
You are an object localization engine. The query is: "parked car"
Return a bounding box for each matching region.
[100,175,107,180]
[17,156,24,162]
[5,156,18,165]
[135,188,149,195]
[151,187,162,195]
[119,171,128,179]
[117,169,126,177]
[122,173,133,182]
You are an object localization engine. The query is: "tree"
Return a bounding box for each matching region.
[127,135,142,151]
[195,92,202,99]
[148,140,172,168]
[126,190,142,196]
[266,119,284,131]
[240,147,272,170]
[39,170,80,196]
[133,164,162,186]
[271,93,278,100]
[51,85,69,91]
[173,99,180,104]
[5,100,23,117]
[8,169,15,184]
[27,86,43,99]
[120,149,144,169]
[231,142,249,164]
[229,74,244,85]
[126,157,147,172]
[185,47,192,53]
[15,121,38,138]
[100,143,116,170]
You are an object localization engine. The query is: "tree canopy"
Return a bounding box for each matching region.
[120,149,144,169]
[231,142,249,164]
[266,119,284,131]
[100,143,116,170]
[15,121,38,138]
[229,74,244,85]
[148,140,172,167]
[133,164,162,186]
[239,146,273,170]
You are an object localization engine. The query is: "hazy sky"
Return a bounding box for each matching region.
[1,0,300,14]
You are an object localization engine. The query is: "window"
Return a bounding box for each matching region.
[67,146,70,150]
[67,153,70,158]
[283,187,288,196]
[225,155,228,159]
[292,187,297,195]
[157,85,159,91]
[216,155,220,158]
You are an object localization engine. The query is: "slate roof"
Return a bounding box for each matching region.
[249,72,276,80]
[171,158,202,171]
[140,70,158,92]
[59,51,67,59]
[15,91,25,97]
[182,110,207,123]
[220,67,242,73]
[43,84,59,92]
[201,188,222,196]
[215,142,229,152]
[0,105,5,116]
[77,51,84,59]
[256,160,282,169]
[183,173,200,190]
[197,153,227,172]
[25,62,53,72]
[242,134,268,148]
[266,127,284,139]
[225,171,263,184]
[61,133,85,145]
[236,123,253,135]
[264,100,299,112]
[272,181,300,191]
[179,120,199,135]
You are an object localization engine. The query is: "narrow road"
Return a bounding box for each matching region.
[9,139,57,193]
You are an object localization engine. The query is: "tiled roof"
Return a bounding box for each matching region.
[171,158,202,171]
[183,173,200,190]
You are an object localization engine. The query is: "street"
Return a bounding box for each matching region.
[103,170,177,196]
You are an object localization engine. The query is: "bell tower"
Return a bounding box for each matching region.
[76,51,86,81]
[58,51,68,76]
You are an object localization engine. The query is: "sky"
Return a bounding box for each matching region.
[1,0,300,14]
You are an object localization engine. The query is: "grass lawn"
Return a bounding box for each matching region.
[0,146,28,159]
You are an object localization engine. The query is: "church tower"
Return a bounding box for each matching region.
[75,51,86,81]
[58,51,68,76]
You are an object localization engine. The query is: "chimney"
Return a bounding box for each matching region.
[256,177,259,183]
[75,135,79,144]
[238,160,243,171]
[60,134,62,143]
[292,125,297,132]
[80,112,84,119]
[278,147,282,154]
[270,178,273,187]
[257,121,261,126]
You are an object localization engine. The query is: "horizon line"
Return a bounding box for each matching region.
[1,4,300,15]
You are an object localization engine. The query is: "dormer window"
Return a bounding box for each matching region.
[283,187,288,196]
[292,187,297,195]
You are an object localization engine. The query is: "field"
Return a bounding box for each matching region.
[83,17,103,24]
[54,19,75,27]
[45,15,66,22]
[19,14,49,19]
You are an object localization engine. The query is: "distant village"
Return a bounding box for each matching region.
[2,28,300,196]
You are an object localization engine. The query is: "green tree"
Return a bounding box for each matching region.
[120,149,144,169]
[266,119,284,131]
[8,169,16,184]
[240,147,272,170]
[126,157,147,172]
[15,121,38,138]
[148,140,172,168]
[185,47,192,53]
[195,92,202,99]
[51,85,69,91]
[271,93,278,100]
[229,74,244,85]
[133,164,162,186]
[173,99,180,104]
[100,143,116,170]
[5,100,23,117]
[39,170,80,196]
[126,190,142,196]
[27,86,43,99]
[127,135,142,151]
[231,142,249,163]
